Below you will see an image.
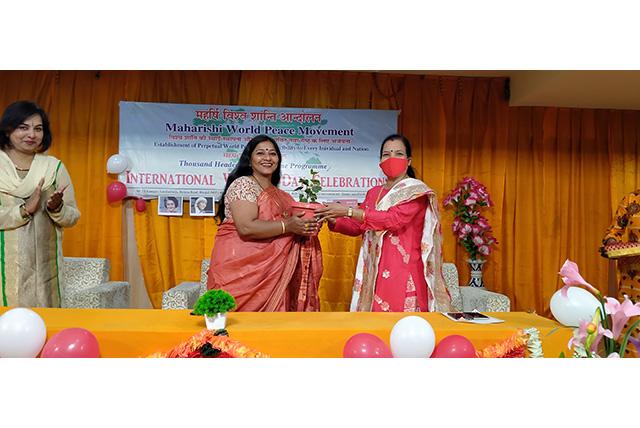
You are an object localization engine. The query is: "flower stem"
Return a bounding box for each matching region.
[618,318,640,358]
[597,297,615,355]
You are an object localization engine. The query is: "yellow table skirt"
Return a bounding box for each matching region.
[0,308,573,358]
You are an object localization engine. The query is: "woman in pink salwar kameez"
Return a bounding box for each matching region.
[315,134,452,312]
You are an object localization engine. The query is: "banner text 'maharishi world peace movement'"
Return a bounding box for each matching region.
[119,101,399,202]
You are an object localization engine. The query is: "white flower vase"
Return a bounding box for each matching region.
[467,259,486,288]
[205,313,227,330]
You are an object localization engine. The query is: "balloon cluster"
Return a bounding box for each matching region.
[105,154,146,212]
[0,308,100,358]
[342,315,477,358]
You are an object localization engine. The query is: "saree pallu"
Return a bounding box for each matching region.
[207,185,322,311]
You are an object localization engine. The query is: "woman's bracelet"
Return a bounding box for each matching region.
[19,203,32,220]
[48,202,64,213]
[280,220,286,235]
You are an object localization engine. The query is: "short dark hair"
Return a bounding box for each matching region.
[380,133,417,179]
[0,100,53,152]
[165,196,179,208]
[216,134,281,223]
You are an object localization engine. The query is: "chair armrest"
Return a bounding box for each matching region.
[63,281,130,309]
[162,281,201,310]
[460,286,511,312]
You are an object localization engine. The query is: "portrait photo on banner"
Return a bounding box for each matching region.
[158,196,183,216]
[190,196,215,217]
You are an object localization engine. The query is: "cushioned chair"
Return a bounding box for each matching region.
[62,257,130,308]
[442,262,510,312]
[161,260,510,312]
[162,260,209,310]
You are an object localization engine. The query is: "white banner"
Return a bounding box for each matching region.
[118,101,398,202]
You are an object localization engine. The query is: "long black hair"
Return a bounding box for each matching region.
[216,134,281,222]
[0,100,53,151]
[380,133,416,178]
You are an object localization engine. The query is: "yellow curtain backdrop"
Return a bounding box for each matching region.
[2,71,640,314]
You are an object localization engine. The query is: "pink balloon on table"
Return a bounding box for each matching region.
[41,328,101,358]
[106,181,127,203]
[343,333,392,358]
[134,198,147,212]
[431,334,477,358]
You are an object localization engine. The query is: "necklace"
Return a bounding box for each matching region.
[251,175,289,218]
[374,186,386,207]
[251,174,271,192]
[7,151,34,172]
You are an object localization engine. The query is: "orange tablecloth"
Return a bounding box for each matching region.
[0,308,573,357]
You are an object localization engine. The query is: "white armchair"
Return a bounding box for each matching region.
[161,260,209,310]
[161,260,510,312]
[62,257,130,308]
[442,262,510,312]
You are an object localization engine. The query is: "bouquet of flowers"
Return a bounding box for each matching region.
[558,259,640,358]
[443,177,497,261]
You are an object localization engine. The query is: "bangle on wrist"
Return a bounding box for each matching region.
[281,220,286,235]
[347,207,353,217]
[20,203,32,220]
[49,202,63,213]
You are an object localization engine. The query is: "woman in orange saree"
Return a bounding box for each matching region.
[207,135,322,311]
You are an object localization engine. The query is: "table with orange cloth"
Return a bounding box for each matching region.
[0,308,573,357]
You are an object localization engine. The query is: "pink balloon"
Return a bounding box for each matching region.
[343,333,392,358]
[106,181,127,203]
[135,198,147,212]
[431,335,477,358]
[41,328,100,358]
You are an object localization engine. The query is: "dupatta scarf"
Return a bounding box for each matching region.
[351,178,452,312]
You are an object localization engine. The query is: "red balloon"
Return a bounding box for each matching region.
[431,335,477,358]
[41,328,100,358]
[135,198,147,212]
[106,181,127,203]
[343,333,392,358]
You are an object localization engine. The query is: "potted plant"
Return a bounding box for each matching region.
[192,289,236,330]
[291,169,323,220]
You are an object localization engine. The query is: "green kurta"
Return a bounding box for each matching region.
[0,153,80,307]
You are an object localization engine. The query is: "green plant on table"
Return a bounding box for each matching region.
[192,289,236,316]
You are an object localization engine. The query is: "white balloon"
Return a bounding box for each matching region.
[389,315,436,358]
[550,286,600,327]
[106,154,129,174]
[0,308,47,358]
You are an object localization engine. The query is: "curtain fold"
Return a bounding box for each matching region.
[1,70,639,314]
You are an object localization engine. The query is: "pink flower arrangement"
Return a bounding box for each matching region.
[558,259,640,358]
[443,177,497,261]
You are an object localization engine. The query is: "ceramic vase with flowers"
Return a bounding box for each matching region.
[443,177,498,287]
